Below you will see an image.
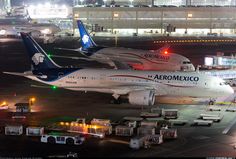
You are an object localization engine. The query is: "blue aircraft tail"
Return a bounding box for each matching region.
[20,32,60,71]
[77,20,97,50]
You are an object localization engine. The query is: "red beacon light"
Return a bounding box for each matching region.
[164,50,168,55]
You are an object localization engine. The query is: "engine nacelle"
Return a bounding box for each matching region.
[128,90,155,106]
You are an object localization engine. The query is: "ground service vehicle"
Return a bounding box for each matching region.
[41,133,85,145]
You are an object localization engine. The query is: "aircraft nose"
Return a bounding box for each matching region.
[226,86,234,95]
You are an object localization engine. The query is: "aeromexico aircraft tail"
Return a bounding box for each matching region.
[77,20,167,55]
[5,33,81,83]
[20,32,61,71]
[77,20,97,50]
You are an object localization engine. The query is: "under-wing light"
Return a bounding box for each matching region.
[0,29,6,35]
[51,85,58,90]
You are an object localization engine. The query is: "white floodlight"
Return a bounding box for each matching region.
[45,2,51,8]
[0,29,6,35]
[62,4,67,9]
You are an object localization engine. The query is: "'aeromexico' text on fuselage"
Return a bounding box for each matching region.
[153,74,199,81]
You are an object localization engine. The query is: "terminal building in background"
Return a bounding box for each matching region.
[72,0,236,36]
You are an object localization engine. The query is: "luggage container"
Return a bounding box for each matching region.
[146,118,171,128]
[137,126,155,136]
[115,125,134,136]
[199,113,219,118]
[202,115,223,122]
[193,120,213,126]
[90,118,112,135]
[146,134,163,145]
[125,121,137,128]
[169,119,188,126]
[160,128,177,139]
[5,125,23,135]
[140,121,157,127]
[162,109,178,119]
[90,125,112,135]
[91,118,111,127]
[26,127,44,136]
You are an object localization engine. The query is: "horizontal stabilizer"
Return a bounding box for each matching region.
[31,84,53,89]
[3,71,29,77]
[54,47,81,52]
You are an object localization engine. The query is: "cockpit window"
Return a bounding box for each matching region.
[183,61,191,64]
[220,82,229,85]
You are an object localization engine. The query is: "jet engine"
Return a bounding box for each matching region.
[128,90,155,106]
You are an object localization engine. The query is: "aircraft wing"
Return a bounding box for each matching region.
[64,84,167,96]
[50,53,143,70]
[31,84,53,88]
[111,85,167,96]
[50,55,95,61]
[112,60,132,70]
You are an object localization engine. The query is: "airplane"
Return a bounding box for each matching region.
[53,20,195,71]
[0,17,60,37]
[3,33,234,106]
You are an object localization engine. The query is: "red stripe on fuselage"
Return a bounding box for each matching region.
[109,75,196,88]
[120,52,169,65]
[109,75,154,81]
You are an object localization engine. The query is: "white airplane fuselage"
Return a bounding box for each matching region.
[27,69,233,98]
[88,47,195,71]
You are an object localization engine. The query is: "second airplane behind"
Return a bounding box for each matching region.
[54,20,195,72]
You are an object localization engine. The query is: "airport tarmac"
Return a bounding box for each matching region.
[1,37,236,157]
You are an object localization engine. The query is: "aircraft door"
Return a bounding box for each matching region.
[57,72,64,86]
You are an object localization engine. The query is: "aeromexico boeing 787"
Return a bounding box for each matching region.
[3,33,234,106]
[54,20,195,71]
